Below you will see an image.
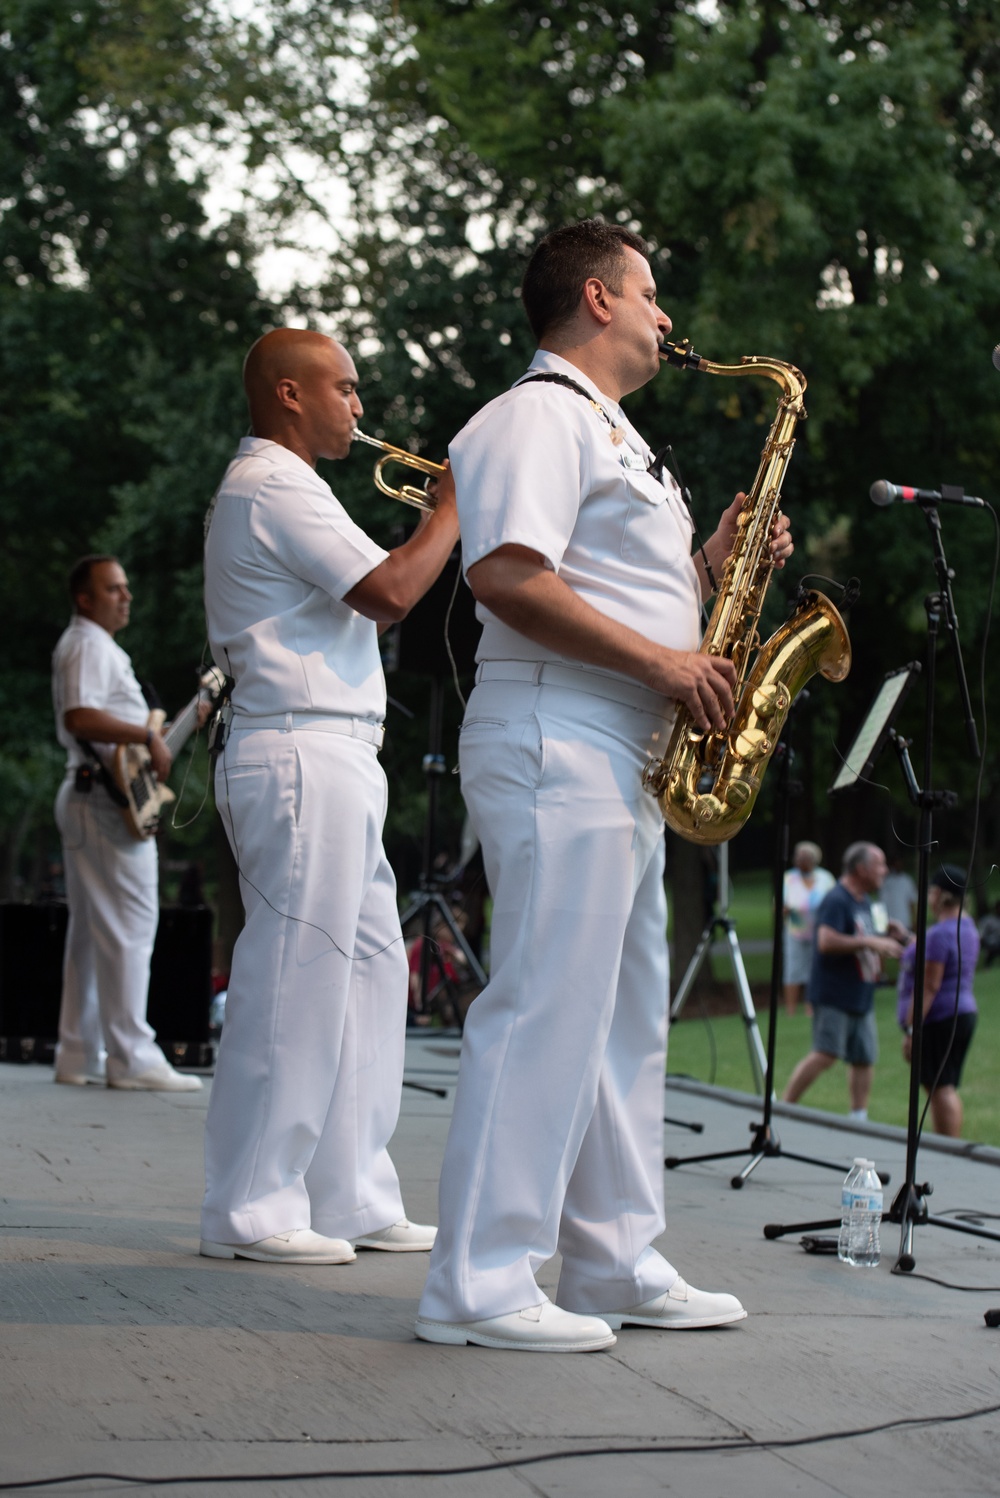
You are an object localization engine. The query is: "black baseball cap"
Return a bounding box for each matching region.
[929,864,966,895]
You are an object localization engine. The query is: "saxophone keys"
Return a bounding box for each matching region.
[723,780,753,809]
[750,683,791,720]
[733,727,772,762]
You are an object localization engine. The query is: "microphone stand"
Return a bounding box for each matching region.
[885,506,999,1268]
[766,501,999,1256]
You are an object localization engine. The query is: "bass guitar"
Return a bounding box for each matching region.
[112,666,226,840]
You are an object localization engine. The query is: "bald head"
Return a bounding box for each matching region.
[242,328,363,467]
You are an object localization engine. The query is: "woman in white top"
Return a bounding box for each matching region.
[782,840,835,1016]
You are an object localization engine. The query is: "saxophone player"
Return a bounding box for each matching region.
[417,220,792,1352]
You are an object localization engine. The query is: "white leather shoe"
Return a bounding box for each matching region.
[599,1276,747,1331]
[199,1229,356,1264]
[355,1219,437,1252]
[414,1300,616,1352]
[54,1067,107,1086]
[108,1063,203,1092]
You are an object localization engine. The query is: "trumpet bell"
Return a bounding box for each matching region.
[352,429,443,512]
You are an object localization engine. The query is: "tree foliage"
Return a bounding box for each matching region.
[0,0,275,890]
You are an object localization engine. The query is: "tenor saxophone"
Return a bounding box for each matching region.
[641,341,851,845]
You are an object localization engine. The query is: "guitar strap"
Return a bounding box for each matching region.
[75,740,130,808]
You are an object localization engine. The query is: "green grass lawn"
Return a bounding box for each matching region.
[668,880,1000,1146]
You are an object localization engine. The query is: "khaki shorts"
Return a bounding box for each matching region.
[811,1004,879,1066]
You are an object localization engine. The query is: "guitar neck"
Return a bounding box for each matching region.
[162,694,200,756]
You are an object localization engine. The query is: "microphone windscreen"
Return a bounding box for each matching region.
[993,344,1000,371]
[869,480,891,507]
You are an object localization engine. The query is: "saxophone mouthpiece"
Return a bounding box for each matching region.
[659,339,707,373]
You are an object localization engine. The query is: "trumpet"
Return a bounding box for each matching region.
[352,429,445,512]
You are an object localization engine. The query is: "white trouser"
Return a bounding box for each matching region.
[419,677,678,1324]
[54,776,164,1081]
[201,724,407,1245]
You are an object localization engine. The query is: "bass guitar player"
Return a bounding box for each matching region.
[51,554,209,1091]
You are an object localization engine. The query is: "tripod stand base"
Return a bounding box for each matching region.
[402,1078,449,1098]
[665,1121,850,1190]
[886,1179,1000,1271]
[763,1217,840,1240]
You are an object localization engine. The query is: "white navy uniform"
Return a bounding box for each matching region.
[51,616,166,1082]
[201,437,409,1246]
[419,350,702,1323]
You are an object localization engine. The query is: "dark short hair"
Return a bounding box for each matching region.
[520,219,651,342]
[930,864,967,897]
[69,554,118,606]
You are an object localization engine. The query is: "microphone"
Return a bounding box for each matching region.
[870,480,985,510]
[993,345,1000,371]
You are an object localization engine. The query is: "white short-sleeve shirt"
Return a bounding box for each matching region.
[52,615,149,771]
[204,438,390,720]
[451,350,703,676]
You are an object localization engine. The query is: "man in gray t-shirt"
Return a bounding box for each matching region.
[783,842,906,1120]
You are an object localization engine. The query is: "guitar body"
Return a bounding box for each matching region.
[112,668,225,840]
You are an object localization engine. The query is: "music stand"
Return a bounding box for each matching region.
[829,664,921,795]
[665,701,851,1187]
[760,669,921,1237]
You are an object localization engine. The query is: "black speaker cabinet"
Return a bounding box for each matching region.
[0,902,213,1066]
[0,903,66,1061]
[148,905,214,1065]
[385,549,481,679]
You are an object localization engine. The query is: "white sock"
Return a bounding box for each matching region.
[848,1108,868,1122]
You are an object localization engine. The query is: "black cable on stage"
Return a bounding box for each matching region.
[890,1267,1000,1291]
[3,1400,999,1491]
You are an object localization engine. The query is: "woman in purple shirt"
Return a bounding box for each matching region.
[897,865,979,1138]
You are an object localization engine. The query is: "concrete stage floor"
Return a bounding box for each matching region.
[2,1036,1000,1496]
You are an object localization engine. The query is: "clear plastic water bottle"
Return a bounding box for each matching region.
[838,1158,864,1263]
[838,1157,882,1267]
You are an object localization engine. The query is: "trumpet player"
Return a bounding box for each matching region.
[200,328,457,1264]
[417,220,793,1352]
